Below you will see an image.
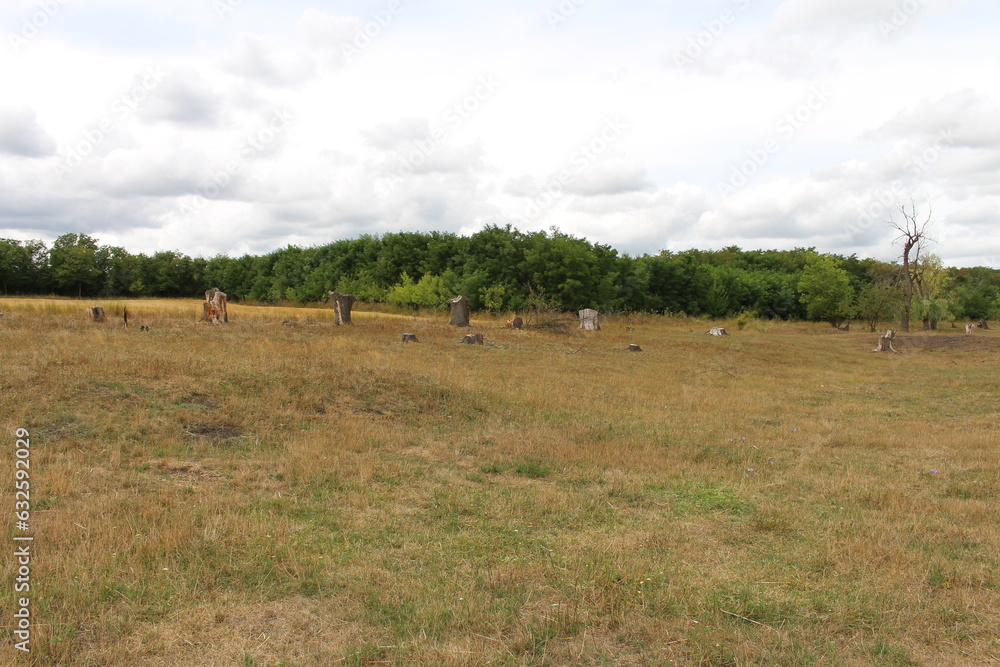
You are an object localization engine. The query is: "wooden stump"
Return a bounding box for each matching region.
[707,327,729,336]
[401,333,418,343]
[85,306,106,322]
[873,329,897,353]
[966,323,977,334]
[462,333,484,345]
[122,306,129,329]
[449,295,470,327]
[506,316,523,330]
[202,288,228,324]
[627,344,642,352]
[837,321,850,331]
[979,319,990,330]
[328,291,356,325]
[578,308,600,331]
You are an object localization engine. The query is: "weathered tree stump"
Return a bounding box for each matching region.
[707,327,729,336]
[578,308,600,331]
[506,316,523,330]
[979,319,990,330]
[449,295,470,327]
[85,306,106,322]
[966,323,977,334]
[462,333,484,345]
[627,344,642,352]
[401,333,418,343]
[122,306,129,329]
[202,288,228,324]
[328,291,356,325]
[873,329,897,353]
[837,321,850,331]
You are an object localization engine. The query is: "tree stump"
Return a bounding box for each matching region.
[449,295,470,327]
[966,323,977,334]
[627,344,642,352]
[979,319,990,330]
[837,321,850,331]
[707,327,729,336]
[85,306,106,322]
[578,308,600,331]
[401,333,418,343]
[328,291,356,325]
[873,329,897,353]
[506,316,523,330]
[122,306,129,329]
[462,333,484,345]
[203,288,228,324]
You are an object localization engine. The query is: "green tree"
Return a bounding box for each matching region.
[798,253,855,325]
[854,283,904,332]
[911,254,953,329]
[479,284,507,314]
[0,238,47,294]
[386,272,450,309]
[49,233,103,297]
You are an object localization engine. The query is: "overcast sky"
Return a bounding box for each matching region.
[1,0,998,267]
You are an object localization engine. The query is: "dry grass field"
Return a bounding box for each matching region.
[1,297,998,666]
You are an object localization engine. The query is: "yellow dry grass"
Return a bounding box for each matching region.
[0,298,998,665]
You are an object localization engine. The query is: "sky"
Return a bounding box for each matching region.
[1,0,998,267]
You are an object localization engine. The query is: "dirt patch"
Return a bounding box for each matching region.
[155,460,225,482]
[184,423,244,441]
[178,392,217,409]
[891,334,1000,352]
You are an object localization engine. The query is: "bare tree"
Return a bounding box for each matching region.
[886,199,933,333]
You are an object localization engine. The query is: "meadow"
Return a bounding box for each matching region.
[1,297,998,666]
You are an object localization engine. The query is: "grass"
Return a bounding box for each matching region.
[1,299,998,665]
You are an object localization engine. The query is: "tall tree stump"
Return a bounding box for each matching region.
[122,306,129,329]
[462,333,484,345]
[873,329,897,353]
[328,291,356,325]
[449,295,470,327]
[707,327,729,336]
[202,288,228,325]
[979,319,990,330]
[401,333,418,343]
[506,316,523,330]
[578,308,600,331]
[85,306,106,322]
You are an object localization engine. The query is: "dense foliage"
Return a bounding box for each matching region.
[2,226,999,321]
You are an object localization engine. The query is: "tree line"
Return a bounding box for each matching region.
[2,226,998,326]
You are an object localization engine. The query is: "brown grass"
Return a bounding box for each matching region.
[1,299,998,665]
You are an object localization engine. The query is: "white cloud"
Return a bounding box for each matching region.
[0,106,56,157]
[0,2,997,268]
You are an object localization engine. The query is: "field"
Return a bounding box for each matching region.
[1,298,998,666]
